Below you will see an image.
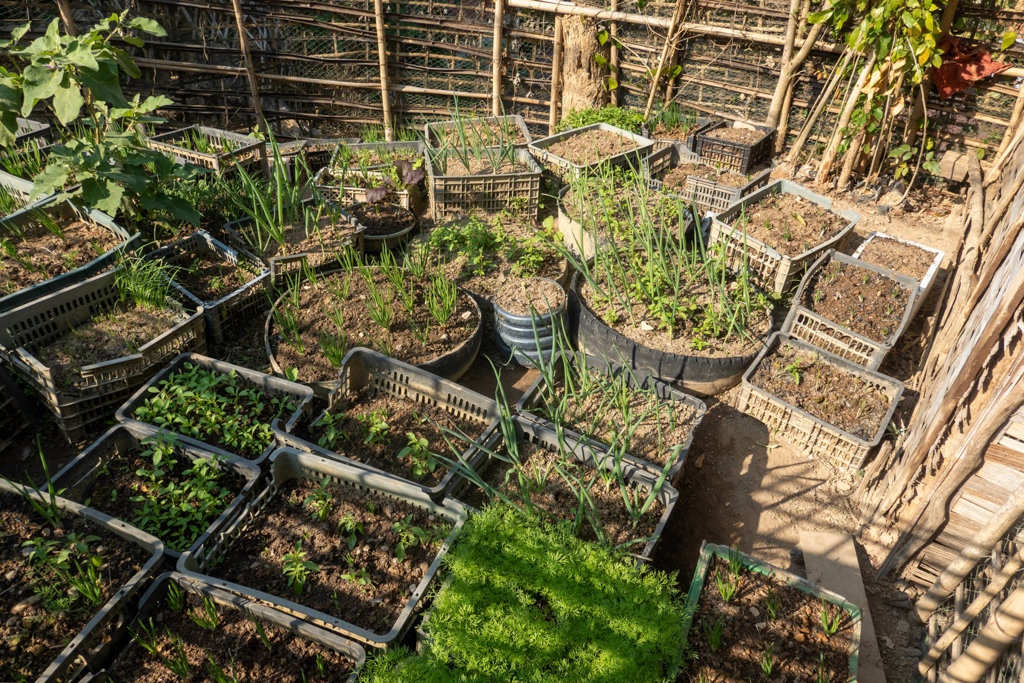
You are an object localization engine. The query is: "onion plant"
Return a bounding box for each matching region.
[428,97,518,176]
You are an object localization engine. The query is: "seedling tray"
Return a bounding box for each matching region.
[708,179,861,294]
[656,162,772,214]
[782,250,919,371]
[146,125,267,175]
[52,422,262,566]
[0,269,205,443]
[274,346,502,502]
[0,196,141,314]
[424,114,533,149]
[146,230,270,344]
[178,447,469,650]
[529,122,654,183]
[515,351,706,487]
[695,120,775,174]
[115,352,315,466]
[82,572,365,683]
[682,541,861,682]
[425,147,543,220]
[0,478,164,680]
[851,231,944,321]
[736,333,904,472]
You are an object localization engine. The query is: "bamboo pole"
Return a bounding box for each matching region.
[230,0,268,175]
[610,0,619,108]
[644,0,686,120]
[56,0,77,37]
[373,0,394,141]
[491,0,505,116]
[786,50,852,165]
[939,582,1024,683]
[993,84,1024,166]
[549,16,563,135]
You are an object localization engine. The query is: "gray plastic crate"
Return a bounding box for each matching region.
[52,422,262,564]
[82,572,365,683]
[709,179,861,294]
[0,478,164,680]
[14,116,51,145]
[655,162,772,214]
[329,140,425,172]
[528,122,654,183]
[178,447,469,650]
[736,333,904,473]
[851,231,945,322]
[115,352,315,466]
[0,197,141,314]
[274,347,502,502]
[147,125,267,175]
[146,230,270,344]
[425,147,543,220]
[782,250,919,370]
[425,114,533,149]
[313,166,423,215]
[644,140,699,179]
[644,116,714,151]
[695,120,776,174]
[515,352,706,487]
[302,137,361,174]
[0,269,206,443]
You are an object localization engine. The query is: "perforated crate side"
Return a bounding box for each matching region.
[695,121,776,174]
[147,125,267,174]
[785,309,885,369]
[684,167,773,213]
[425,148,542,220]
[14,117,51,146]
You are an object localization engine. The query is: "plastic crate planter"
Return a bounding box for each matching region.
[683,541,861,683]
[656,162,772,214]
[82,572,365,683]
[178,447,469,650]
[14,116,51,146]
[644,140,699,180]
[0,269,205,443]
[146,125,267,175]
[0,478,164,680]
[313,167,424,216]
[424,114,533,149]
[273,347,501,502]
[736,333,904,472]
[146,230,270,345]
[515,352,706,487]
[302,137,361,174]
[782,250,919,371]
[709,179,861,295]
[0,197,141,314]
[52,422,262,564]
[695,120,776,174]
[852,231,944,321]
[425,147,543,220]
[116,352,314,466]
[330,140,425,173]
[529,122,654,183]
[646,116,714,152]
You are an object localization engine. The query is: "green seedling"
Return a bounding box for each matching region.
[357,409,391,445]
[820,597,841,636]
[315,411,347,450]
[167,583,186,611]
[251,617,273,650]
[785,359,802,385]
[337,511,363,550]
[399,432,437,479]
[207,654,239,683]
[760,642,775,678]
[765,589,781,620]
[303,478,334,521]
[283,540,320,596]
[392,514,434,563]
[702,614,725,651]
[341,555,374,590]
[714,571,737,602]
[190,595,220,631]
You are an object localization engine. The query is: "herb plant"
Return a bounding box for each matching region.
[282,540,320,596]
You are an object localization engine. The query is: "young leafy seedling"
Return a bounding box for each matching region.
[357,409,391,445]
[190,595,220,631]
[765,588,781,620]
[760,642,775,678]
[283,540,320,596]
[337,512,363,550]
[399,432,437,479]
[702,614,725,652]
[714,571,737,602]
[303,478,334,521]
[820,597,842,636]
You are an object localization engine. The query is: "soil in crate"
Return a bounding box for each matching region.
[348,203,416,237]
[240,214,358,266]
[858,236,934,280]
[457,443,662,547]
[690,556,852,683]
[546,129,639,166]
[494,278,564,315]
[652,121,703,140]
[0,490,149,681]
[210,478,448,636]
[800,258,910,343]
[336,148,420,169]
[661,163,754,193]
[297,389,483,487]
[37,305,183,398]
[0,219,121,295]
[174,250,259,302]
[432,120,528,147]
[706,127,765,144]
[724,192,847,257]
[272,270,479,383]
[437,156,532,177]
[748,340,892,440]
[109,583,356,682]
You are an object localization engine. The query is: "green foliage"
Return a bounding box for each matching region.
[315,411,347,450]
[114,252,176,311]
[424,212,560,279]
[303,478,334,521]
[398,432,437,480]
[356,408,391,445]
[282,540,320,596]
[555,105,645,135]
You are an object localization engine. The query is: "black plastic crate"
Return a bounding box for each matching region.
[695,121,776,175]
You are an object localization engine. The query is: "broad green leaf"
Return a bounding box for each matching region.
[598,30,609,46]
[670,65,682,78]
[1001,31,1018,52]
[0,82,21,114]
[81,177,124,215]
[977,148,986,160]
[66,43,100,71]
[27,163,69,201]
[21,64,63,116]
[113,49,141,79]
[594,54,607,67]
[139,95,173,113]
[123,36,144,47]
[129,17,167,37]
[80,61,130,109]
[11,23,30,44]
[53,76,84,124]
[42,18,60,50]
[807,9,832,23]
[606,77,619,91]
[0,111,17,148]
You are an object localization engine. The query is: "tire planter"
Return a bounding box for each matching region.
[493,277,568,366]
[348,201,418,255]
[273,347,502,502]
[81,572,365,683]
[178,447,469,650]
[851,230,944,322]
[568,268,773,396]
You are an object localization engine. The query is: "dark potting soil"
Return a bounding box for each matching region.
[801,258,911,343]
[725,191,848,257]
[748,340,893,439]
[349,202,416,236]
[690,556,853,683]
[108,585,356,682]
[705,126,766,144]
[245,214,361,266]
[858,236,935,281]
[455,443,662,548]
[653,122,702,140]
[0,220,121,296]
[0,490,148,682]
[209,478,448,636]
[271,269,480,383]
[431,119,529,147]
[173,250,259,303]
[493,278,565,316]
[440,156,532,177]
[546,129,639,166]
[300,389,485,488]
[662,163,750,192]
[36,305,184,398]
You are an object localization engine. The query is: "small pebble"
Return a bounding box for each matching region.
[4,570,18,582]
[408,584,417,593]
[40,528,50,538]
[28,643,46,657]
[418,562,429,572]
[94,545,109,556]
[5,617,18,627]
[460,311,471,321]
[794,633,806,643]
[379,545,389,554]
[12,595,41,615]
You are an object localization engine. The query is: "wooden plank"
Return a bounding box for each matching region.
[986,442,1024,468]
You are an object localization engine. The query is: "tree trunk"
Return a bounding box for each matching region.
[786,49,853,166]
[561,16,609,114]
[816,51,876,190]
[766,0,824,128]
[775,79,796,155]
[836,97,872,192]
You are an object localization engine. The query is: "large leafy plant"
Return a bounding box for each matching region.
[0,13,201,227]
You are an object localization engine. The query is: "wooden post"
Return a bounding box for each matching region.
[492,0,505,116]
[230,0,268,140]
[373,0,394,141]
[610,0,619,108]
[549,16,563,135]
[643,0,686,120]
[994,84,1024,165]
[56,0,77,37]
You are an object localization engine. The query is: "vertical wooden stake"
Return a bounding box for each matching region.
[994,84,1024,166]
[57,0,77,36]
[610,0,619,108]
[374,0,394,141]
[643,0,686,120]
[492,0,505,117]
[549,16,563,136]
[230,0,268,139]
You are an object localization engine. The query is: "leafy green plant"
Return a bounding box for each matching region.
[399,432,437,479]
[556,105,645,134]
[3,435,65,529]
[251,617,273,650]
[357,409,391,445]
[315,411,347,450]
[206,654,239,683]
[282,540,320,596]
[337,511,363,550]
[303,478,334,521]
[115,252,176,311]
[702,614,725,652]
[341,555,374,590]
[167,583,186,611]
[392,514,435,563]
[820,597,842,636]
